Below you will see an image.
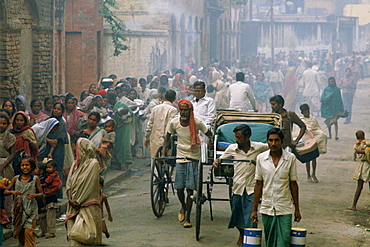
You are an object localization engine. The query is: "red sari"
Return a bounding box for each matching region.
[10,111,38,163]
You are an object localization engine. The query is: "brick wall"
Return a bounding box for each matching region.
[0,0,53,105]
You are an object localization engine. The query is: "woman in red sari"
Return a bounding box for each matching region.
[10,111,38,175]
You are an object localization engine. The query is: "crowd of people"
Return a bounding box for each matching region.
[0,49,368,246]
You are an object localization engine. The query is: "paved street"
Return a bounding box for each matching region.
[4,79,370,246]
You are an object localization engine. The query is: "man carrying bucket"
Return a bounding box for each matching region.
[251,128,301,247]
[213,124,268,246]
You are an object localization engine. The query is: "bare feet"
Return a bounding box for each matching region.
[347,207,356,211]
[312,175,318,183]
[307,176,313,183]
[237,233,243,246]
[104,231,110,238]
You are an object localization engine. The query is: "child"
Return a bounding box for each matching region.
[300,104,328,183]
[347,130,370,211]
[100,177,113,238]
[34,163,47,238]
[5,156,43,246]
[100,120,116,176]
[41,160,61,239]
[0,177,10,246]
[91,95,109,120]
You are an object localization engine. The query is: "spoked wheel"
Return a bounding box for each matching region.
[195,161,203,241]
[150,147,171,217]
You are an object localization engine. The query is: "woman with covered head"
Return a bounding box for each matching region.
[31,118,59,156]
[66,138,101,246]
[38,103,68,191]
[15,96,35,126]
[64,97,86,146]
[10,111,38,175]
[211,70,223,90]
[214,81,230,109]
[321,77,344,140]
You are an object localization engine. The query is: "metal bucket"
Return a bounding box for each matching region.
[243,228,262,247]
[291,227,307,247]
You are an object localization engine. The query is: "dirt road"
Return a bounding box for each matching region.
[298,78,370,246]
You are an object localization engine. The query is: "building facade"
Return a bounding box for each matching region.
[0,0,54,104]
[102,0,243,78]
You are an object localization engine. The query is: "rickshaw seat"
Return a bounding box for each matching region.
[215,122,275,150]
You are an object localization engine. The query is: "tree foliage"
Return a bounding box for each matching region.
[231,0,248,5]
[100,0,129,56]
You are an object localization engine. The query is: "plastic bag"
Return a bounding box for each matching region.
[68,207,97,245]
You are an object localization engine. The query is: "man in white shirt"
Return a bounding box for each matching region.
[251,128,301,247]
[191,80,216,126]
[301,61,320,115]
[229,72,257,112]
[145,90,178,158]
[268,64,284,95]
[213,124,268,246]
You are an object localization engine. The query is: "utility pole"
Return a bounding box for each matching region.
[270,0,274,70]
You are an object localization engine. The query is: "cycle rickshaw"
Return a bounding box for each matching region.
[150,110,281,240]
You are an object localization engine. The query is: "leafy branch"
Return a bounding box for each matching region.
[100,0,129,56]
[231,0,248,5]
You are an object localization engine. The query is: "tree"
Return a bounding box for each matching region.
[100,0,129,56]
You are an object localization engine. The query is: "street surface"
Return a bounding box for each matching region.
[4,79,370,246]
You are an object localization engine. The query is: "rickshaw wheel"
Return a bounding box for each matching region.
[195,161,203,241]
[150,147,169,217]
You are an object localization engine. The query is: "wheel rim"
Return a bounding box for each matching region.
[196,162,203,241]
[150,147,167,217]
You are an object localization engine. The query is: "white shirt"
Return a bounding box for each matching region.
[146,101,178,157]
[255,149,298,216]
[301,68,320,97]
[220,142,269,195]
[228,81,256,112]
[191,96,216,126]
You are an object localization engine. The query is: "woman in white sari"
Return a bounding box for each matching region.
[66,138,101,246]
[31,118,59,155]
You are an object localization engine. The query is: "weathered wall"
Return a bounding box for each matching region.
[103,0,207,78]
[58,0,103,97]
[0,0,54,104]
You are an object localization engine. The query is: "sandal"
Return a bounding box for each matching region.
[178,212,185,222]
[183,222,192,228]
[46,234,55,239]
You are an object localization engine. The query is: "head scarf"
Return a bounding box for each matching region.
[10,111,38,162]
[63,100,85,136]
[11,111,31,134]
[189,75,197,85]
[15,95,30,112]
[73,138,97,173]
[80,95,94,112]
[31,118,59,153]
[149,89,158,99]
[96,89,107,96]
[178,99,200,150]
